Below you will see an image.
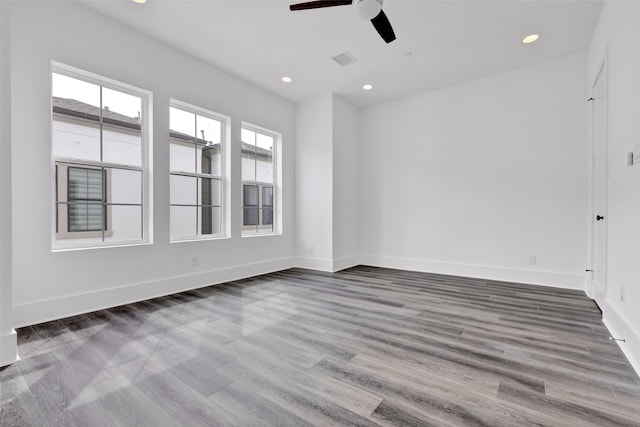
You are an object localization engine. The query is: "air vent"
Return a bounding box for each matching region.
[332,51,357,67]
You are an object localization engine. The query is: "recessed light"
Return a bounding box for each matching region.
[132,0,146,3]
[281,76,293,83]
[362,84,373,91]
[522,34,540,44]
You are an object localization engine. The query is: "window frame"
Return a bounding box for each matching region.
[169,99,230,242]
[241,123,281,236]
[50,62,153,251]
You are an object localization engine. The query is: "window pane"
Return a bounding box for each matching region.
[105,205,142,242]
[243,207,259,226]
[68,203,104,232]
[52,73,101,162]
[242,153,256,182]
[170,206,197,239]
[196,114,221,146]
[68,167,103,201]
[201,178,221,207]
[200,206,221,235]
[170,174,197,205]
[262,186,273,207]
[256,153,273,184]
[243,185,258,207]
[241,129,256,182]
[256,132,273,151]
[256,133,274,183]
[102,88,142,167]
[169,107,195,139]
[170,139,196,173]
[110,168,142,205]
[52,73,101,108]
[241,128,255,146]
[199,143,221,176]
[262,207,273,226]
[170,107,196,173]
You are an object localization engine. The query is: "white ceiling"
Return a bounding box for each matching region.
[80,0,603,108]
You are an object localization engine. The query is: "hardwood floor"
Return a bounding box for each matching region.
[2,266,640,426]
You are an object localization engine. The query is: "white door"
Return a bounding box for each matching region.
[591,61,608,305]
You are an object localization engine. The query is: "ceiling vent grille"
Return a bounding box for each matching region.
[332,52,357,67]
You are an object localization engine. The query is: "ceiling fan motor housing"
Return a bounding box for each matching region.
[354,0,383,20]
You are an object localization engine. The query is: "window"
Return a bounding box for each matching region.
[169,101,227,241]
[241,125,279,235]
[51,63,151,249]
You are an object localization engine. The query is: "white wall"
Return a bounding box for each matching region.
[0,0,18,366]
[359,53,589,289]
[332,95,360,269]
[295,93,361,272]
[7,1,295,327]
[295,94,334,270]
[588,0,640,374]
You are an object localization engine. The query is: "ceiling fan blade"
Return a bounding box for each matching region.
[370,10,396,43]
[290,0,352,11]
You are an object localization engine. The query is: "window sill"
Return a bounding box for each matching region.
[170,235,230,244]
[241,231,281,238]
[56,231,114,239]
[51,240,152,252]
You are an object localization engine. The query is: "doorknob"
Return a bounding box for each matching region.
[596,215,605,221]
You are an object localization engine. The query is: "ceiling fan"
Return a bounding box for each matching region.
[289,0,396,44]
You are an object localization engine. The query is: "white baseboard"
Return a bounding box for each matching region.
[602,303,640,378]
[294,256,334,272]
[331,255,362,272]
[294,255,361,273]
[13,257,295,328]
[360,254,586,290]
[1,329,18,367]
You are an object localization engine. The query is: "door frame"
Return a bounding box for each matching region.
[589,49,608,305]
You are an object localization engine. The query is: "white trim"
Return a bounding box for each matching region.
[1,330,18,367]
[359,254,586,290]
[331,255,362,272]
[294,256,335,272]
[603,303,640,378]
[13,257,294,328]
[588,48,609,305]
[294,255,362,273]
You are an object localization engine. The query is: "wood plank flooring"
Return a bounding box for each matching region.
[2,266,640,426]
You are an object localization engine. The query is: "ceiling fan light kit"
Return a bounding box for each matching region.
[354,0,382,20]
[289,0,396,43]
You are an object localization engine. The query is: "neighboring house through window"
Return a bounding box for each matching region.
[51,63,151,249]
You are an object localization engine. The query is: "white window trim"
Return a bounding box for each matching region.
[51,61,153,251]
[169,99,230,242]
[241,122,281,237]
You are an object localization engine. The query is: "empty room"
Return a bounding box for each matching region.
[1,0,639,425]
